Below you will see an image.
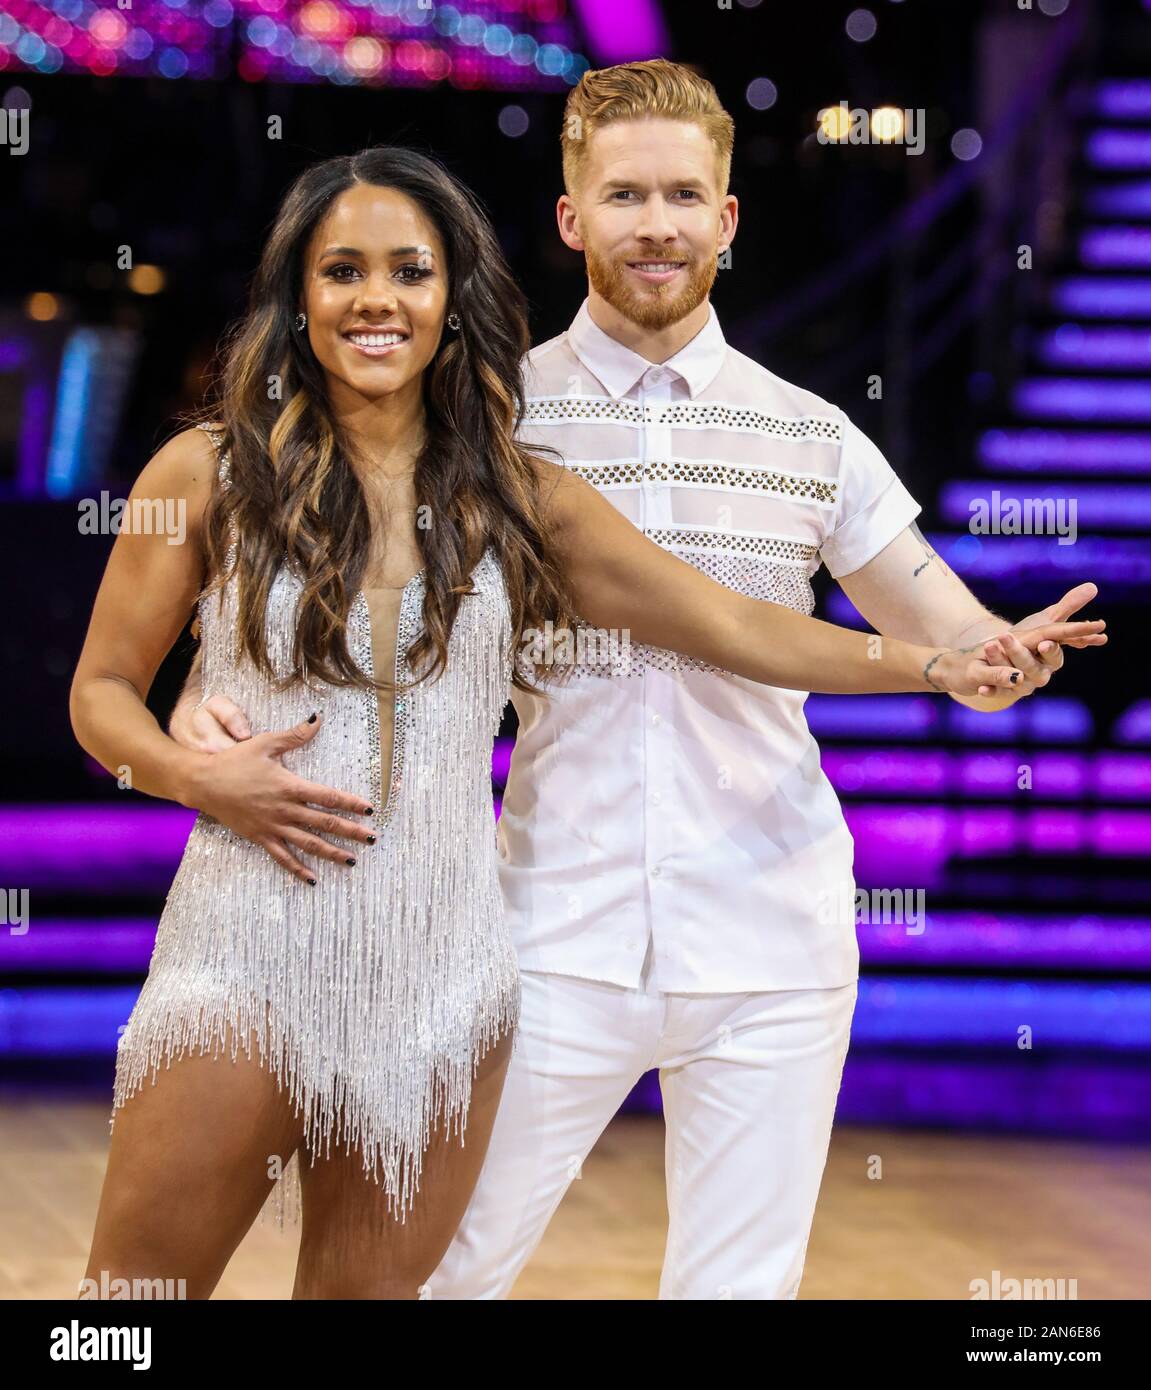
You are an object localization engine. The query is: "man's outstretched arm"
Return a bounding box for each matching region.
[835,523,1103,710]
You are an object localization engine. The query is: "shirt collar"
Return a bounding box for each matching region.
[566,296,727,400]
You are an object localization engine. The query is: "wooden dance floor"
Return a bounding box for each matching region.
[2,1100,1147,1300]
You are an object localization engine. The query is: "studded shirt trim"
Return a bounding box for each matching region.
[565,457,837,504]
[645,527,820,566]
[556,534,819,679]
[523,396,844,443]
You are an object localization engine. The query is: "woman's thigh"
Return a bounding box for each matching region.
[293,1026,516,1300]
[84,1013,306,1299]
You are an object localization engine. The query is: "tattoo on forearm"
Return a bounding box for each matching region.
[923,642,979,693]
[922,652,946,691]
[910,522,950,580]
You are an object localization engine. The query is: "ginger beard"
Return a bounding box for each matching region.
[585,239,718,331]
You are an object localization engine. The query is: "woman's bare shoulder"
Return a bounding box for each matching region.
[524,450,566,485]
[135,424,222,501]
[523,450,588,527]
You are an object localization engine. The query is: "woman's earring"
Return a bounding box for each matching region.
[294,312,307,331]
[447,311,460,331]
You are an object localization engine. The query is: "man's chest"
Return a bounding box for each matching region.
[517,389,842,597]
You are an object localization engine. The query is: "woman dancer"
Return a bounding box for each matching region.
[70,146,1103,1300]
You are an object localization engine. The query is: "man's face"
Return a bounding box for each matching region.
[562,118,734,331]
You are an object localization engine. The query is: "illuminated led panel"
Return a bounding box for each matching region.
[0,0,233,79]
[233,0,587,88]
[0,0,588,87]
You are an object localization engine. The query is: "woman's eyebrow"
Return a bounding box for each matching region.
[318,244,433,258]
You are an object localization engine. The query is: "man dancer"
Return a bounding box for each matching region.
[171,60,1093,1298]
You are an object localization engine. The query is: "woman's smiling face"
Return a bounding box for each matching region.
[299,181,449,405]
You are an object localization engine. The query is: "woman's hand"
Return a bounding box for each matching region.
[924,619,1107,696]
[181,712,378,884]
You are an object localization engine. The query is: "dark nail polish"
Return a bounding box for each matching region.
[307,712,317,723]
[363,806,375,816]
[1010,672,1021,684]
[346,857,356,866]
[307,876,316,885]
[366,835,376,845]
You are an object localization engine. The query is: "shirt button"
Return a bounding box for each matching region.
[651,713,662,727]
[650,791,662,805]
[650,865,661,877]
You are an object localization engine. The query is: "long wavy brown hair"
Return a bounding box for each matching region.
[180,145,577,697]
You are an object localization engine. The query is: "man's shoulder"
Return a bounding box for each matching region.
[522,329,580,395]
[718,343,847,426]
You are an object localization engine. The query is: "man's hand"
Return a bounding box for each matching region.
[167,644,248,752]
[169,688,253,752]
[180,712,378,885]
[930,619,1106,697]
[975,582,1106,699]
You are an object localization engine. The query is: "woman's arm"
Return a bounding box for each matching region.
[533,461,1106,696]
[69,427,220,805]
[69,427,377,883]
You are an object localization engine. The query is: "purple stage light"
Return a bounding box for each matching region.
[1094,79,1151,119]
[1085,179,1151,217]
[0,987,137,1056]
[1114,699,1151,745]
[851,977,1151,1048]
[820,749,1151,801]
[923,532,1151,588]
[0,1,231,80]
[951,698,1094,745]
[859,911,1151,971]
[941,479,1151,528]
[845,805,1151,882]
[1098,752,1151,796]
[0,0,589,89]
[1049,276,1151,318]
[978,428,1151,474]
[0,804,196,892]
[0,919,158,972]
[806,691,1093,744]
[570,0,669,65]
[1079,226,1151,269]
[492,736,513,786]
[821,747,949,795]
[837,1055,1151,1138]
[1012,377,1151,422]
[805,695,939,740]
[1033,326,1151,370]
[1086,128,1151,170]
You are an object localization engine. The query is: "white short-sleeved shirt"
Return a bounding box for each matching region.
[497,297,922,992]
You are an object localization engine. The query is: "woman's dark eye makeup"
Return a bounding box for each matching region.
[323,262,433,282]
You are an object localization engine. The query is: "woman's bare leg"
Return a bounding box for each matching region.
[83,1016,307,1300]
[292,1027,515,1300]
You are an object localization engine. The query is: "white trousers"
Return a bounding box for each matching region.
[427,941,858,1300]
